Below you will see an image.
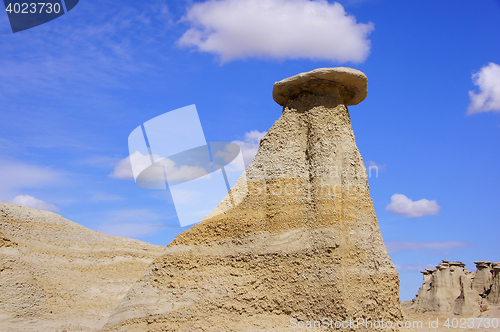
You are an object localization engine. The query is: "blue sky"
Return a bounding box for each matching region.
[0,0,499,302]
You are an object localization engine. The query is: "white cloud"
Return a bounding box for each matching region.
[232,130,267,167]
[109,154,136,180]
[214,143,241,164]
[163,158,209,183]
[386,193,441,218]
[112,130,266,183]
[212,142,247,173]
[468,62,500,114]
[386,241,470,254]
[8,195,60,213]
[110,152,208,183]
[178,0,374,63]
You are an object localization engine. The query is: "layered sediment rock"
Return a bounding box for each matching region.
[473,261,493,296]
[104,68,403,331]
[0,202,165,331]
[489,262,500,305]
[410,261,477,316]
[411,260,500,316]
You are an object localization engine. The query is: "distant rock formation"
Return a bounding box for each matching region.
[0,202,165,331]
[490,262,500,305]
[410,260,500,316]
[103,68,403,331]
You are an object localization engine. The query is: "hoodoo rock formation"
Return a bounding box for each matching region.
[103,68,404,331]
[410,260,500,316]
[0,202,165,331]
[490,262,500,305]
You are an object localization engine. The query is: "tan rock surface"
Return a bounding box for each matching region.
[410,260,500,318]
[473,261,493,297]
[272,67,368,107]
[0,202,165,331]
[103,67,403,331]
[410,261,480,316]
[488,262,500,305]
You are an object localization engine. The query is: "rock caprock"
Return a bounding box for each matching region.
[103,68,404,331]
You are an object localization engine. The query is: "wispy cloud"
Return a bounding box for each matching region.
[0,157,66,199]
[76,155,122,169]
[0,138,18,153]
[468,62,500,114]
[107,209,161,222]
[178,0,374,63]
[394,262,435,273]
[386,241,470,254]
[0,2,172,98]
[88,193,125,203]
[0,1,175,151]
[98,208,162,238]
[386,193,441,218]
[7,194,60,212]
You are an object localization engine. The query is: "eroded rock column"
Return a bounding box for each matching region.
[103,68,404,332]
[488,262,500,304]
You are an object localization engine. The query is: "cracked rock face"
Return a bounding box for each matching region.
[104,68,403,331]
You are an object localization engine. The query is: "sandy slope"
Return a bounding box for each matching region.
[0,202,166,332]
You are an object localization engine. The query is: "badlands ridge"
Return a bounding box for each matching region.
[0,201,165,331]
[1,68,498,331]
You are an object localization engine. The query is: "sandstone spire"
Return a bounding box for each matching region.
[489,262,500,305]
[473,261,493,296]
[104,68,404,331]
